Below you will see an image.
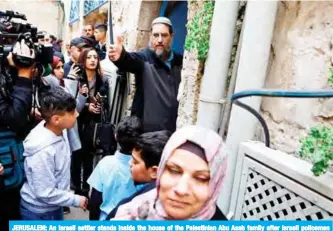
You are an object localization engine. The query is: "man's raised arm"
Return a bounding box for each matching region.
[108,35,146,74]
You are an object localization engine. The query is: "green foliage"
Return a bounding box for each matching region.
[300,66,333,176]
[184,1,215,61]
[299,126,333,176]
[329,67,333,84]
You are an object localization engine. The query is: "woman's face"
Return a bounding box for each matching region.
[85,50,98,70]
[54,61,64,80]
[159,148,210,220]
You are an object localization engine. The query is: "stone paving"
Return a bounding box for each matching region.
[64,207,89,220]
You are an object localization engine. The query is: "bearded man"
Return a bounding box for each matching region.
[108,17,182,133]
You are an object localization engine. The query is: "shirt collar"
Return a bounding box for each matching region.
[168,51,174,61]
[135,182,149,190]
[115,150,132,163]
[164,51,174,69]
[99,42,106,48]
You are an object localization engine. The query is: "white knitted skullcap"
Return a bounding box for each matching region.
[151,17,173,28]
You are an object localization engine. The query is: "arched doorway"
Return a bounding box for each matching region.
[159,1,188,55]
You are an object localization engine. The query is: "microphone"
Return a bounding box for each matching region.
[96,86,108,103]
[99,86,108,97]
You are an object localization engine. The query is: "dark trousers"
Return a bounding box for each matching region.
[70,148,93,198]
[0,187,21,229]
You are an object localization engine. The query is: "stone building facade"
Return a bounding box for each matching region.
[0,0,63,39]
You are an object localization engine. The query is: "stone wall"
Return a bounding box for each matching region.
[260,1,333,154]
[0,0,61,38]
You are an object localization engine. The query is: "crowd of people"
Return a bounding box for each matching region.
[0,16,228,228]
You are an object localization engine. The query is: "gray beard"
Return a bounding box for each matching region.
[149,42,170,58]
[155,49,164,57]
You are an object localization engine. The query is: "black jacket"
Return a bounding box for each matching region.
[78,73,109,125]
[0,76,33,190]
[114,48,183,133]
[77,73,109,151]
[64,60,73,79]
[95,43,106,61]
[0,76,32,228]
[0,77,33,137]
[211,206,228,220]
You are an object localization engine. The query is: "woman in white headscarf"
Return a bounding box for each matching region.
[113,125,228,220]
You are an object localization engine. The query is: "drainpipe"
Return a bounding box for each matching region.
[78,0,85,36]
[196,1,239,131]
[219,23,244,137]
[57,0,65,39]
[217,1,278,218]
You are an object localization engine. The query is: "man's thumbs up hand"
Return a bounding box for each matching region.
[108,35,123,61]
[115,35,123,46]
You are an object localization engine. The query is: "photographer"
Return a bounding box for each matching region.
[64,37,88,78]
[0,39,36,229]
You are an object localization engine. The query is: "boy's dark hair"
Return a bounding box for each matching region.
[39,86,76,122]
[95,23,107,32]
[115,116,143,154]
[134,130,172,168]
[50,34,57,42]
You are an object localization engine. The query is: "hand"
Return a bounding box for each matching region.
[12,39,36,61]
[108,35,123,62]
[7,52,15,67]
[31,108,41,118]
[68,64,81,80]
[95,103,101,112]
[0,163,4,176]
[78,195,88,211]
[8,39,36,79]
[88,103,101,114]
[79,84,88,96]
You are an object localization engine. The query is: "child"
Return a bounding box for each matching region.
[88,116,143,220]
[105,130,171,220]
[20,87,87,220]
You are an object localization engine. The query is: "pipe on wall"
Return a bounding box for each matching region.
[217,0,279,218]
[57,0,65,40]
[195,0,239,131]
[219,21,244,137]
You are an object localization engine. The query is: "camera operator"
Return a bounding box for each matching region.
[0,39,36,229]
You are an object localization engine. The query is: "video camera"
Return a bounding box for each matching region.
[0,10,54,98]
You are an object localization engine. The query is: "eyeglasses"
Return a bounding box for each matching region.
[152,33,170,40]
